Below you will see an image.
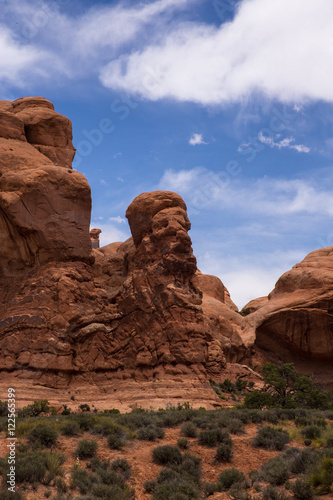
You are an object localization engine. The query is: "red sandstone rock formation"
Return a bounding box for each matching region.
[0,96,332,408]
[0,96,91,273]
[0,99,249,407]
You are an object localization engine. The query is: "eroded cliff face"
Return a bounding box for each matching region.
[0,96,332,409]
[0,96,92,273]
[0,99,249,408]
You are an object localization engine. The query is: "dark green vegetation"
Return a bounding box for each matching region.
[244,363,333,410]
[0,363,332,499]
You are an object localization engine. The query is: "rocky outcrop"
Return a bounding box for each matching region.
[1,96,332,407]
[0,96,91,273]
[242,248,333,389]
[0,98,249,407]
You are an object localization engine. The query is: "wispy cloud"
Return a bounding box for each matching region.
[189,133,207,146]
[257,133,310,153]
[109,216,126,224]
[159,167,333,216]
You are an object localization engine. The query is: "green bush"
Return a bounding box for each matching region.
[181,421,197,438]
[308,456,333,494]
[28,423,58,447]
[253,426,290,450]
[301,425,322,440]
[107,434,126,450]
[215,443,233,462]
[259,457,290,485]
[152,445,183,465]
[79,404,91,412]
[291,479,314,499]
[177,438,189,450]
[288,448,320,474]
[18,399,50,417]
[261,485,291,500]
[198,428,232,447]
[137,425,165,441]
[61,421,80,437]
[218,468,246,490]
[111,457,132,480]
[243,390,275,409]
[76,439,98,459]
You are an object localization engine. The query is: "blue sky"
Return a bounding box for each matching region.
[1,0,333,307]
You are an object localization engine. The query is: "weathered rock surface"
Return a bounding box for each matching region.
[0,96,91,273]
[0,96,332,408]
[243,248,333,389]
[0,98,249,407]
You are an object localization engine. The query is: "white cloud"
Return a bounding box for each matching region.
[0,26,47,85]
[189,133,207,146]
[258,133,310,153]
[159,167,333,217]
[109,216,126,224]
[197,248,307,308]
[101,0,333,105]
[91,222,130,247]
[1,0,196,86]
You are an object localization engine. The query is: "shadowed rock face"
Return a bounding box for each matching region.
[250,248,333,359]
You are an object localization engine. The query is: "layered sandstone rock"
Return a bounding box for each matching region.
[0,96,91,273]
[0,98,249,407]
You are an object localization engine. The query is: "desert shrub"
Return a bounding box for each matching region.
[61,421,80,437]
[152,445,183,465]
[15,452,47,483]
[243,391,276,409]
[308,456,333,494]
[261,485,291,500]
[215,443,233,462]
[111,457,132,480]
[198,428,232,447]
[236,378,248,391]
[288,448,320,474]
[18,399,50,417]
[0,400,8,417]
[326,437,333,447]
[91,418,125,437]
[290,479,314,499]
[72,413,97,431]
[44,452,66,484]
[203,481,218,496]
[152,478,201,499]
[55,477,68,494]
[70,468,93,494]
[301,425,322,440]
[0,490,26,500]
[150,455,202,500]
[90,483,134,499]
[227,418,245,434]
[137,425,165,441]
[259,457,290,485]
[253,426,290,450]
[181,421,198,438]
[228,483,251,500]
[218,468,246,490]
[79,403,90,412]
[28,423,58,447]
[144,479,158,493]
[107,434,126,450]
[76,439,98,459]
[103,408,120,414]
[177,438,189,450]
